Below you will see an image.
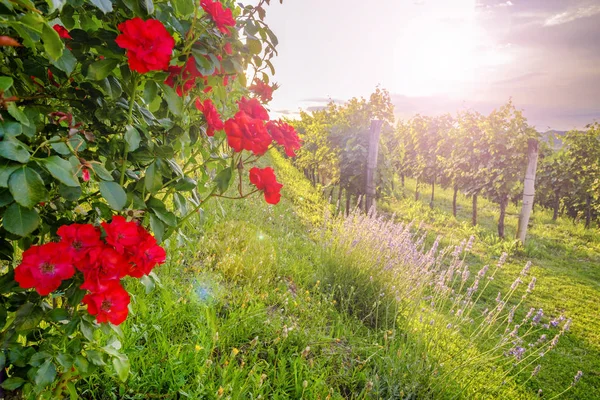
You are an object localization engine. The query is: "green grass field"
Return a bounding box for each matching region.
[75,154,599,399]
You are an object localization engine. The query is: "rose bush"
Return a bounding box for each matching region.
[0,0,299,397]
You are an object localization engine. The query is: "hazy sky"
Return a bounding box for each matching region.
[260,0,600,131]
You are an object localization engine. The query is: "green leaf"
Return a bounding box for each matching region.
[51,48,77,75]
[14,302,44,330]
[143,81,158,104]
[9,167,48,208]
[65,286,86,307]
[140,275,154,294]
[0,121,23,138]
[0,269,17,293]
[124,125,141,152]
[173,192,188,215]
[99,181,127,211]
[159,83,183,115]
[144,162,162,194]
[215,167,232,194]
[140,0,154,15]
[100,76,123,100]
[147,198,177,226]
[47,308,70,322]
[56,353,74,369]
[112,355,130,382]
[0,189,13,207]
[0,306,6,331]
[89,0,113,13]
[93,163,114,181]
[191,50,216,75]
[0,76,13,92]
[41,22,64,61]
[1,377,26,390]
[40,156,80,187]
[35,360,57,388]
[59,184,82,201]
[50,136,70,155]
[87,59,119,81]
[173,0,194,16]
[247,38,262,55]
[174,176,197,191]
[29,352,51,367]
[7,103,30,127]
[86,350,106,366]
[0,163,20,187]
[74,355,89,373]
[148,213,164,243]
[0,139,31,163]
[80,318,94,341]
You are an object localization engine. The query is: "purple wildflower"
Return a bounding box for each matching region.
[573,371,583,386]
[497,252,507,268]
[527,277,536,293]
[520,261,532,276]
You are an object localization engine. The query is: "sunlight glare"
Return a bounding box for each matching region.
[392,0,511,97]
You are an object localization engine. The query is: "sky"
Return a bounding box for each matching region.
[259,0,600,131]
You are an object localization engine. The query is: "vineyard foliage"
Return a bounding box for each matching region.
[292,93,600,234]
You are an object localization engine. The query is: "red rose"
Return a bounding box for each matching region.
[127,236,166,277]
[238,97,269,121]
[249,79,275,103]
[164,58,204,96]
[82,167,90,182]
[115,18,175,74]
[83,281,130,325]
[223,42,233,55]
[224,111,272,155]
[249,167,283,205]
[195,98,224,136]
[266,120,302,157]
[80,246,129,292]
[101,216,141,254]
[57,223,102,262]
[14,242,75,296]
[201,0,236,35]
[53,24,72,40]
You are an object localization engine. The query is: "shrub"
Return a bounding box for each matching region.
[0,0,300,396]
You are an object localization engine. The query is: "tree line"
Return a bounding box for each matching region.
[290,89,600,237]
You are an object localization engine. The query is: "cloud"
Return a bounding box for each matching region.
[490,72,545,85]
[544,4,600,26]
[306,106,328,112]
[300,97,345,104]
[476,0,513,9]
[274,109,295,115]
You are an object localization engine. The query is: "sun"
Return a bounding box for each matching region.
[390,0,512,97]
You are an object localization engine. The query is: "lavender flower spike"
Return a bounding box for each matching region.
[572,370,583,386]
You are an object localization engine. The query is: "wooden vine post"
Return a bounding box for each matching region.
[365,120,384,213]
[516,138,539,244]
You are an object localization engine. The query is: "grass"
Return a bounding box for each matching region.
[379,178,600,399]
[75,155,598,399]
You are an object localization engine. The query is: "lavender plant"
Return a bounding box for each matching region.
[318,205,581,398]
